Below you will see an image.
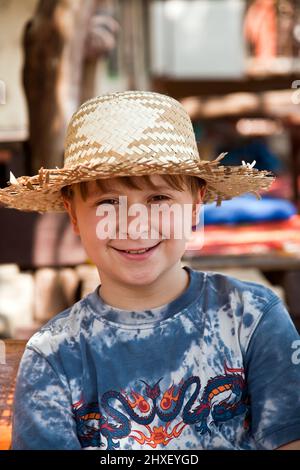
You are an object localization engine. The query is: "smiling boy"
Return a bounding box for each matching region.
[61,174,205,311]
[1,91,300,450]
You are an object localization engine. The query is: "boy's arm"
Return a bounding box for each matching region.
[12,346,81,450]
[277,440,300,450]
[244,295,300,450]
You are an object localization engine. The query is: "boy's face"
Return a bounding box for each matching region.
[63,175,205,288]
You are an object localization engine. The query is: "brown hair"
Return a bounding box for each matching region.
[61,174,206,202]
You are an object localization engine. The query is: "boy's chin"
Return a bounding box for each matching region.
[117,266,164,286]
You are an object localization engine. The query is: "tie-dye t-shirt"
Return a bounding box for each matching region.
[12,266,300,450]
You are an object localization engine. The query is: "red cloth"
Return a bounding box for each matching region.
[186,215,300,256]
[244,0,277,58]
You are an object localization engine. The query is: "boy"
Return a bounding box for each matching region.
[1,91,300,450]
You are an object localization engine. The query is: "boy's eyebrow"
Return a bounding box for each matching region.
[87,185,174,199]
[87,188,119,199]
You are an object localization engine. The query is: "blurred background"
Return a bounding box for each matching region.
[1,0,300,338]
[1,0,300,446]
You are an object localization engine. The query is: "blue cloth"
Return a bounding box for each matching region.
[203,195,297,225]
[12,266,300,450]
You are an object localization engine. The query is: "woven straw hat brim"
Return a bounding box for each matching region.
[0,153,274,213]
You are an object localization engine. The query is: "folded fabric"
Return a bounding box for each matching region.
[186,215,300,256]
[203,194,297,225]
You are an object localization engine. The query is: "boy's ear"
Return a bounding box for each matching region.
[192,186,206,227]
[200,185,206,201]
[62,197,80,235]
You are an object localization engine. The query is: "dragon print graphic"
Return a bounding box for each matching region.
[73,362,250,449]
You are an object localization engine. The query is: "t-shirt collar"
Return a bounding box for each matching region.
[86,265,203,327]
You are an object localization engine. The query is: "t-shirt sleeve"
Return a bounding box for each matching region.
[245,296,300,449]
[11,346,81,450]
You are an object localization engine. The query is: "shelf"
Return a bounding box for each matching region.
[151,74,300,98]
[246,57,300,78]
[183,253,300,272]
[179,89,300,122]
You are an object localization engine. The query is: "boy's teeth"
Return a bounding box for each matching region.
[125,248,148,254]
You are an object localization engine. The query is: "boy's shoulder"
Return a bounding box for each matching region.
[201,269,286,354]
[26,293,93,357]
[201,269,284,336]
[204,269,280,308]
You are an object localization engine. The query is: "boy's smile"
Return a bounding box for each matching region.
[111,239,162,259]
[63,174,205,310]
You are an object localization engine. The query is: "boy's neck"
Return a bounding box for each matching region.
[97,263,189,311]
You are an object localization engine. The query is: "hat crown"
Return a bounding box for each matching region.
[64,90,200,171]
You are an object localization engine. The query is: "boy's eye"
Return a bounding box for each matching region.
[150,195,170,203]
[96,198,119,206]
[95,195,170,206]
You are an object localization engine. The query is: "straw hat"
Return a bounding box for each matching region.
[0,90,274,213]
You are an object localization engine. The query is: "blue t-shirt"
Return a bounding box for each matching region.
[12,266,300,450]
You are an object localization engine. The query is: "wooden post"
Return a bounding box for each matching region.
[290,126,300,213]
[22,0,96,173]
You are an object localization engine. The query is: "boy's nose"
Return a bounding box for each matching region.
[124,215,150,240]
